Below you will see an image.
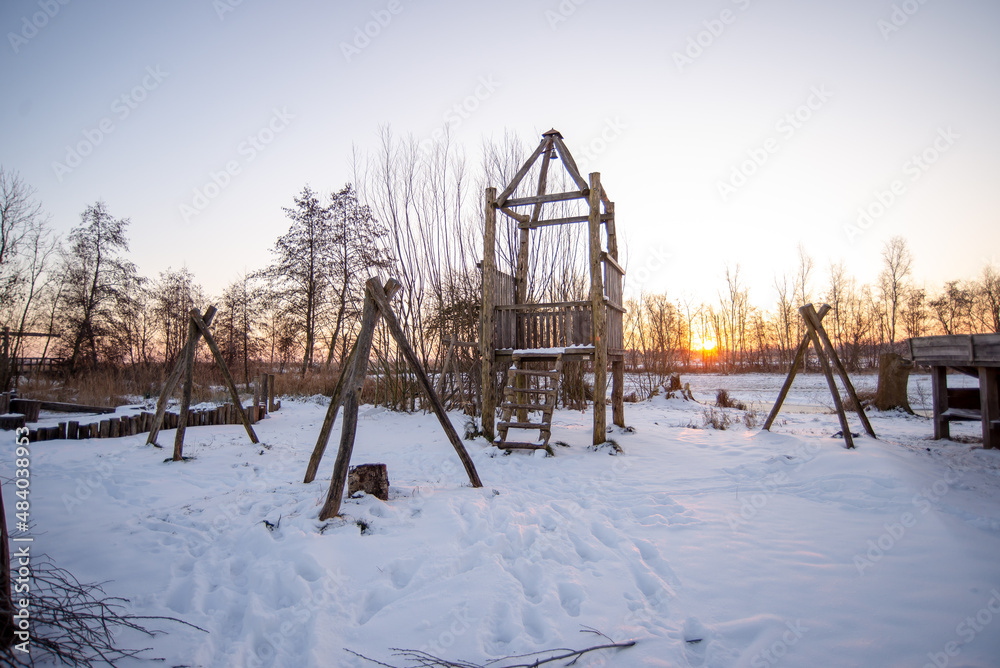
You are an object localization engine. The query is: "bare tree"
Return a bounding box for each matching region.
[878,235,913,344]
[972,264,1000,333]
[153,267,204,366]
[58,202,136,372]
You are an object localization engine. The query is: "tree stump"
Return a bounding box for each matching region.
[348,463,390,501]
[0,414,25,431]
[874,352,913,413]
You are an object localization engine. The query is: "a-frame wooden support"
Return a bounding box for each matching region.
[147,306,259,460]
[304,278,483,521]
[763,303,876,449]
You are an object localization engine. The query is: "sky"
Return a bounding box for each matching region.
[1,0,998,309]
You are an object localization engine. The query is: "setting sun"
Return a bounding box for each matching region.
[692,339,717,352]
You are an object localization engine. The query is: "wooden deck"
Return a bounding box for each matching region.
[909,334,1000,449]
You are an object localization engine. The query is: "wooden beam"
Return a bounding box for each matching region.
[763,304,831,431]
[601,252,625,276]
[148,306,217,445]
[481,187,498,443]
[190,311,259,444]
[172,314,200,461]
[303,279,401,484]
[499,206,529,224]
[980,367,999,449]
[367,280,483,488]
[495,138,549,206]
[551,135,589,192]
[605,201,619,260]
[589,172,607,445]
[318,390,360,521]
[504,190,588,207]
[801,304,876,438]
[518,213,613,229]
[801,309,855,449]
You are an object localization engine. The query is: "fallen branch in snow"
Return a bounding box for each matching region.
[1,555,206,667]
[347,628,637,667]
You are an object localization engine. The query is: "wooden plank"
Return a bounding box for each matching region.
[601,252,625,277]
[612,359,625,428]
[190,311,259,445]
[498,421,548,429]
[499,442,549,450]
[173,314,200,460]
[941,407,981,421]
[589,172,607,445]
[505,190,588,208]
[499,206,529,224]
[367,279,483,488]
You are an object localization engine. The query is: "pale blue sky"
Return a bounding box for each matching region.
[2,0,998,307]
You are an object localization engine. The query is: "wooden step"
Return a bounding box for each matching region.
[502,387,556,395]
[513,352,565,360]
[498,441,549,450]
[498,421,550,430]
[507,369,560,378]
[501,402,548,410]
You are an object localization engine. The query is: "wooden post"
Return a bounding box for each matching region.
[763,304,831,431]
[980,367,999,449]
[303,279,401,484]
[366,280,482,488]
[148,306,217,445]
[189,311,259,444]
[931,365,949,439]
[268,374,277,411]
[801,304,876,438]
[318,390,360,521]
[481,187,498,442]
[801,310,855,449]
[588,172,607,445]
[173,313,200,461]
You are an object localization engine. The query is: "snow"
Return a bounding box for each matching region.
[5,374,1000,667]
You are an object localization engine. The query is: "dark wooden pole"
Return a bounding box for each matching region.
[802,304,876,438]
[588,172,607,445]
[481,187,498,442]
[318,391,360,521]
[189,311,259,444]
[172,313,200,461]
[801,308,855,449]
[763,304,831,431]
[303,279,401,484]
[148,306,217,445]
[367,280,483,488]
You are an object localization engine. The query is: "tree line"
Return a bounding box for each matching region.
[2,130,998,401]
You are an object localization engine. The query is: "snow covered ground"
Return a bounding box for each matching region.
[5,373,1000,667]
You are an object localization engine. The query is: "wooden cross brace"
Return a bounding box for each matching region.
[763,303,876,449]
[147,306,259,460]
[304,278,483,521]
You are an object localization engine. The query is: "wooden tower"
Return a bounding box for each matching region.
[481,129,625,449]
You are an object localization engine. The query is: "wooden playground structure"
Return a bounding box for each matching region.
[480,129,626,449]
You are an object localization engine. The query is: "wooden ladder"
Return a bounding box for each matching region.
[496,352,563,451]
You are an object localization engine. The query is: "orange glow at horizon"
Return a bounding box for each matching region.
[692,338,717,352]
